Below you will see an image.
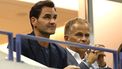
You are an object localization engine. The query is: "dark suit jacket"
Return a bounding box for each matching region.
[66,49,79,66]
[66,49,90,69]
[13,32,68,68]
[80,62,89,69]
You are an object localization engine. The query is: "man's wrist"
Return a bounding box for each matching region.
[83,59,92,67]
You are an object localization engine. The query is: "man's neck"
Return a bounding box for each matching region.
[34,30,50,47]
[78,52,85,59]
[38,42,49,47]
[69,47,86,59]
[34,30,50,38]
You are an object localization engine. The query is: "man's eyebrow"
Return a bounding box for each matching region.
[75,32,90,35]
[54,14,57,16]
[44,13,57,15]
[44,14,51,16]
[75,32,83,35]
[44,14,57,17]
[52,14,57,17]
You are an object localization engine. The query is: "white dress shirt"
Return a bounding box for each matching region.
[66,48,82,64]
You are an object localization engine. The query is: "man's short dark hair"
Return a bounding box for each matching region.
[29,0,56,29]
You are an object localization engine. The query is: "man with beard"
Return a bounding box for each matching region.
[13,1,80,69]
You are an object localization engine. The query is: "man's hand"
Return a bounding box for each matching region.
[86,44,106,65]
[87,52,98,65]
[64,65,80,69]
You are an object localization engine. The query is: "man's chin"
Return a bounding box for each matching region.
[50,32,55,34]
[40,31,55,35]
[48,31,55,34]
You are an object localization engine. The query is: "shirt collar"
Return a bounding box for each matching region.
[66,47,82,64]
[66,47,76,56]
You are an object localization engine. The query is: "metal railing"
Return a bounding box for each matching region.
[119,52,122,69]
[15,34,119,69]
[0,30,14,61]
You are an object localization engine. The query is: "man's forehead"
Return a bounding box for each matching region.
[73,23,87,27]
[70,23,90,32]
[41,7,56,14]
[71,23,88,29]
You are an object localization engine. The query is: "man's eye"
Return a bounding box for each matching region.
[43,16,51,19]
[75,33,89,38]
[53,15,57,19]
[85,34,89,37]
[75,33,83,37]
[43,14,51,19]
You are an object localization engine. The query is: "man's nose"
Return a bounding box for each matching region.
[50,18,55,24]
[81,36,87,43]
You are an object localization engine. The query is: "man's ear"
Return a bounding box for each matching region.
[31,17,37,27]
[64,35,69,41]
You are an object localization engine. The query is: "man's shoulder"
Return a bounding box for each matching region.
[51,43,66,50]
[50,43,67,55]
[15,32,34,42]
[14,37,30,44]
